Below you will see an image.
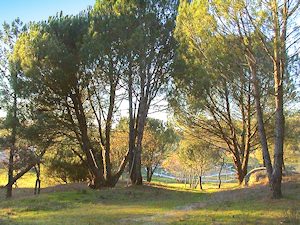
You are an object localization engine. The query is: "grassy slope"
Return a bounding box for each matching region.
[0,176,299,225]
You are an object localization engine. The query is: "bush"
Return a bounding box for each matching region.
[44,148,89,183]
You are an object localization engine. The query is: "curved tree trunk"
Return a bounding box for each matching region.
[5,141,51,193]
[244,167,266,186]
[247,57,273,183]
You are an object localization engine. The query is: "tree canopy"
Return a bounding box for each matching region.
[0,0,299,199]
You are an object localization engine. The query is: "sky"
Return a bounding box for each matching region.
[0,0,95,24]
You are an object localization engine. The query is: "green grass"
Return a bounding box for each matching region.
[0,185,206,225]
[150,180,239,192]
[0,174,299,225]
[150,175,178,183]
[0,169,60,188]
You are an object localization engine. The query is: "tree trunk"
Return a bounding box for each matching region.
[34,179,41,195]
[271,77,284,198]
[241,92,251,183]
[233,155,246,185]
[248,59,273,182]
[6,90,17,199]
[269,0,286,199]
[146,167,152,182]
[71,92,105,188]
[199,175,203,190]
[34,164,41,195]
[6,147,14,198]
[132,145,143,185]
[130,96,148,185]
[237,168,245,185]
[146,166,156,182]
[128,72,136,182]
[4,142,51,191]
[103,82,117,181]
[218,158,225,189]
[108,146,132,187]
[132,126,145,185]
[148,165,158,183]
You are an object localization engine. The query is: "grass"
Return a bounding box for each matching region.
[150,179,239,193]
[0,174,299,225]
[0,168,61,188]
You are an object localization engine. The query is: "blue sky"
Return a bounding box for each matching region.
[0,0,95,25]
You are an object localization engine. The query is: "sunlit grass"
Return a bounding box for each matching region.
[0,172,299,225]
[150,180,240,193]
[0,168,60,188]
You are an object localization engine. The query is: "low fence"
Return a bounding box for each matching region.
[153,170,237,183]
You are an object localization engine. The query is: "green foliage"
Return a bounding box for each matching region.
[284,112,300,166]
[111,118,178,172]
[94,0,138,15]
[0,19,26,129]
[45,145,88,183]
[177,131,220,176]
[14,13,90,97]
[142,118,178,169]
[2,0,298,195]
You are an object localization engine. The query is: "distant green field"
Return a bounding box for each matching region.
[0,174,299,225]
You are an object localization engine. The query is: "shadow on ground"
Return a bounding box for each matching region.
[0,175,299,225]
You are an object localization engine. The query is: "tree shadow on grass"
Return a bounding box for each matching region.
[0,176,299,225]
[0,184,206,224]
